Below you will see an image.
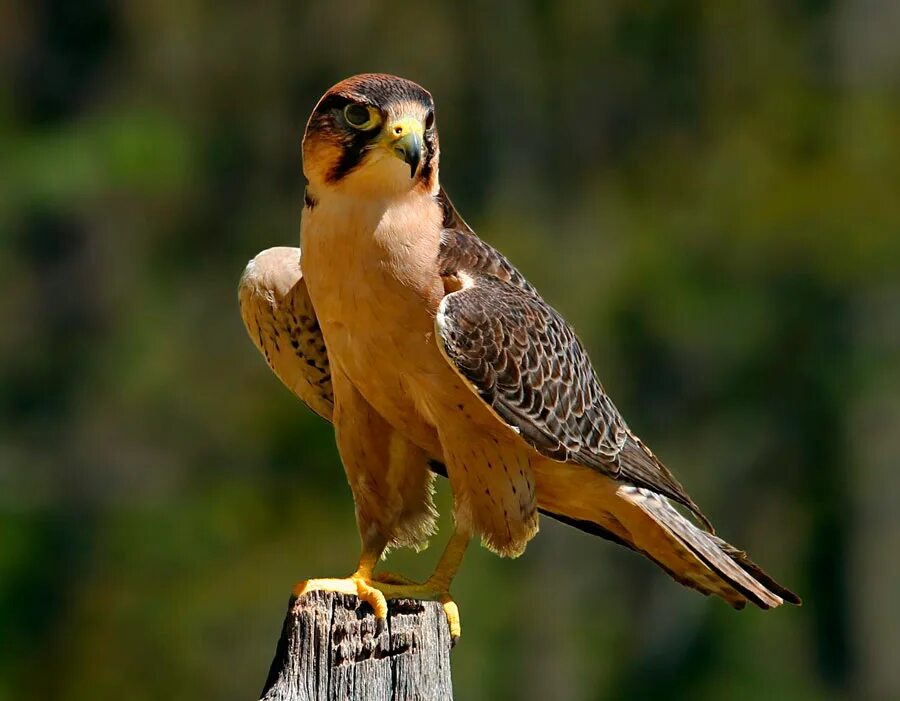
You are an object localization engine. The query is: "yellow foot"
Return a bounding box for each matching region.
[292,576,388,620]
[442,599,461,643]
[292,575,461,642]
[368,579,461,642]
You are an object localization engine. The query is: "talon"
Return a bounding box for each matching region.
[355,577,389,619]
[441,596,461,642]
[367,579,461,642]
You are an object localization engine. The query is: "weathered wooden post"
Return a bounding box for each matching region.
[259,591,454,701]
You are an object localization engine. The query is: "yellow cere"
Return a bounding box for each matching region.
[387,116,424,141]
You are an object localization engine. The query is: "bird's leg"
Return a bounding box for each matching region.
[292,532,391,621]
[292,531,469,640]
[427,529,468,641]
[369,530,470,640]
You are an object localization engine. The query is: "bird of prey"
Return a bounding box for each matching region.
[239,73,799,639]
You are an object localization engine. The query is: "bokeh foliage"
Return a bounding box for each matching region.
[2,1,899,699]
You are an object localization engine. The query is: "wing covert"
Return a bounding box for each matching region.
[434,193,711,529]
[436,274,626,466]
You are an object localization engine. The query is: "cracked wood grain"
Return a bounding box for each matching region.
[259,591,453,701]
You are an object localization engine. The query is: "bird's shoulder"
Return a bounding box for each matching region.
[434,188,537,296]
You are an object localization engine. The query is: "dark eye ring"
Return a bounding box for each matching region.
[424,109,435,130]
[344,104,377,129]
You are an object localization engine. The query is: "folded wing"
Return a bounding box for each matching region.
[435,264,711,529]
[238,247,333,422]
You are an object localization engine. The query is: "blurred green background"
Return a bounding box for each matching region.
[2,1,899,699]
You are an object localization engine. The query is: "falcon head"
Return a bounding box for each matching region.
[302,74,439,198]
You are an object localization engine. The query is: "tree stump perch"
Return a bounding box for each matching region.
[259,591,454,701]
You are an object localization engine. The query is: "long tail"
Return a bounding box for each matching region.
[535,462,801,609]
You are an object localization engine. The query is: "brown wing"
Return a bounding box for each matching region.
[238,247,333,422]
[435,190,712,530]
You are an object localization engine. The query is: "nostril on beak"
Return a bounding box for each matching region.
[394,125,404,136]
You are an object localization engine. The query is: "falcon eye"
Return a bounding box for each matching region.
[343,104,379,130]
[424,109,435,130]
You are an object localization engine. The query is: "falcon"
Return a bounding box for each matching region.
[239,74,799,639]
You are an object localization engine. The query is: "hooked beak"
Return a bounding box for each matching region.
[385,117,424,177]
